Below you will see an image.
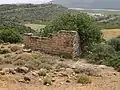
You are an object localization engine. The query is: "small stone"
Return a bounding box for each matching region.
[66,80,71,83]
[53,72,57,75]
[98,65,108,69]
[9,68,16,74]
[46,83,50,86]
[15,67,29,73]
[52,75,55,77]
[60,72,68,77]
[0,71,5,75]
[60,82,64,85]
[39,78,42,81]
[52,79,55,82]
[23,49,32,53]
[2,68,10,73]
[31,71,38,77]
[24,76,31,82]
[113,72,117,76]
[18,79,25,83]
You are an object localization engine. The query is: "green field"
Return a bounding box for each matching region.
[25,24,46,31]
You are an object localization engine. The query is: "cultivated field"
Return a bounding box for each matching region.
[25,24,46,31]
[102,29,120,39]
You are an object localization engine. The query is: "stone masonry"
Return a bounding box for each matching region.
[24,30,81,58]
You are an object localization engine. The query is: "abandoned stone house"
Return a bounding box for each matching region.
[24,30,81,58]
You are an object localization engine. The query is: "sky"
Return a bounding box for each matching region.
[0,0,52,4]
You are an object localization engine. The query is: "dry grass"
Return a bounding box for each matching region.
[10,45,22,52]
[102,29,120,39]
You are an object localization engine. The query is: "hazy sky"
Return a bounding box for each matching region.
[0,0,52,4]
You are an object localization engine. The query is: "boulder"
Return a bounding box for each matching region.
[2,68,10,73]
[23,49,32,53]
[15,67,29,73]
[0,71,5,75]
[24,76,31,82]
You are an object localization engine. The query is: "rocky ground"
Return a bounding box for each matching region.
[0,44,120,90]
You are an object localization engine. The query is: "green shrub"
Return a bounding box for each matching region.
[87,44,116,65]
[77,75,92,84]
[38,69,47,76]
[108,37,120,51]
[106,56,120,71]
[86,44,120,71]
[0,29,22,43]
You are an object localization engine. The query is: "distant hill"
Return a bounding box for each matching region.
[51,0,120,9]
[0,4,71,24]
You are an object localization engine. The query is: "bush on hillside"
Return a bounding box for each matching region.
[106,56,120,71]
[87,44,116,65]
[0,29,22,43]
[108,37,120,51]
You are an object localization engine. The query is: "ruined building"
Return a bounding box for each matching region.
[24,30,81,58]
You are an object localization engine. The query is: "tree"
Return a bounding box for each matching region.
[40,13,102,54]
[0,29,22,43]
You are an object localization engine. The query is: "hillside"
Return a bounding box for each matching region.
[0,44,120,90]
[0,4,70,24]
[51,0,120,9]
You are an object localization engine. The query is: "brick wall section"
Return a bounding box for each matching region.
[24,30,81,57]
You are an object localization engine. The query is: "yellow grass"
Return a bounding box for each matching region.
[102,29,120,39]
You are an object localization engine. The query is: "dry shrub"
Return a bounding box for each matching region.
[13,53,33,66]
[43,77,52,85]
[56,62,70,69]
[38,69,47,76]
[0,48,11,54]
[0,57,4,64]
[40,59,56,65]
[39,63,52,70]
[77,75,92,84]
[14,59,26,66]
[25,60,41,70]
[1,45,4,48]
[10,45,21,52]
[73,63,100,76]
[3,58,12,64]
[4,54,11,58]
[15,53,33,61]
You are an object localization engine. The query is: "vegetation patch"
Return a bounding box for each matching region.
[43,77,52,86]
[77,75,92,84]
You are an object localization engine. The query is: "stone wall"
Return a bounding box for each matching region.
[24,30,81,58]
